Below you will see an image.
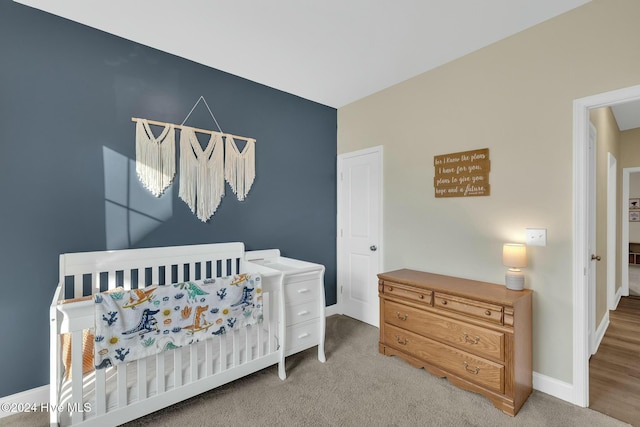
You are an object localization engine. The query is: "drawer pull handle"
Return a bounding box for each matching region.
[441,300,448,305]
[419,294,424,299]
[388,286,393,291]
[463,361,480,375]
[297,310,310,316]
[485,310,491,316]
[298,332,310,339]
[395,335,408,345]
[395,312,408,321]
[298,289,310,294]
[463,333,480,345]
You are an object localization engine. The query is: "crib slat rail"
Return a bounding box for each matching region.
[137,358,147,401]
[190,344,197,382]
[117,366,127,408]
[174,348,183,388]
[70,335,83,425]
[50,242,286,426]
[95,369,106,416]
[156,352,165,396]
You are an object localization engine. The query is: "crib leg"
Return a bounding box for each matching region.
[318,310,327,363]
[278,360,286,380]
[318,345,326,363]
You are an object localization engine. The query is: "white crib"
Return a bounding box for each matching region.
[49,242,286,426]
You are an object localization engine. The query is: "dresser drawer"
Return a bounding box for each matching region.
[286,300,321,326]
[286,320,320,352]
[284,279,320,304]
[384,324,504,393]
[384,300,504,361]
[434,292,503,324]
[382,282,432,305]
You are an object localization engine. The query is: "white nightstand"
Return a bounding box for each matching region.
[245,249,326,362]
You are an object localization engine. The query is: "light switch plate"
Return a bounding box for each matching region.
[526,228,547,247]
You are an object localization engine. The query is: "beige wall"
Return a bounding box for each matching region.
[589,107,621,326]
[620,128,640,167]
[337,0,640,383]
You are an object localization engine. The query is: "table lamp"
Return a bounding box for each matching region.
[503,243,526,290]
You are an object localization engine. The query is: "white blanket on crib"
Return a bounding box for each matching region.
[94,274,263,369]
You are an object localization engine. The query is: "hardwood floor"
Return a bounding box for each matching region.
[590,296,640,426]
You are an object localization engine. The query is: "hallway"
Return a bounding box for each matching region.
[590,296,640,426]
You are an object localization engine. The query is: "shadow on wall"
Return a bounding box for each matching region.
[103,146,172,249]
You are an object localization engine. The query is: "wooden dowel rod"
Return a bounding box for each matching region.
[131,117,256,142]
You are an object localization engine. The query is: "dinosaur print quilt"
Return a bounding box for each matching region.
[94,273,262,369]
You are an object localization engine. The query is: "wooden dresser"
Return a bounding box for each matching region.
[378,269,532,416]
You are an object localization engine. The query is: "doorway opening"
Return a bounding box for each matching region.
[573,84,640,407]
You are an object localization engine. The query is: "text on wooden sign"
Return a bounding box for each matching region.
[434,148,490,198]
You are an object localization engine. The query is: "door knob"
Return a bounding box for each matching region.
[591,254,601,261]
[370,245,377,251]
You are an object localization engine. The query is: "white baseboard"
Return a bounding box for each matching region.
[592,311,610,355]
[0,385,49,419]
[614,285,623,309]
[325,303,340,317]
[533,371,575,404]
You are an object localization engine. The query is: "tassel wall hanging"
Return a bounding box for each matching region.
[131,96,257,222]
[225,136,255,201]
[178,128,225,222]
[134,119,176,197]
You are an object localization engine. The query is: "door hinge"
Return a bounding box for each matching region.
[341,285,343,294]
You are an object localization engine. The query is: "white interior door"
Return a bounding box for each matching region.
[337,146,382,327]
[607,153,617,310]
[588,122,598,355]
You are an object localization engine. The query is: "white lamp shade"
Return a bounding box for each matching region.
[503,243,526,268]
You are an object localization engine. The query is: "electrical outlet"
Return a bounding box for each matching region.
[526,228,547,247]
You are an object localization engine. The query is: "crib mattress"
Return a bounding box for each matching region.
[58,325,271,425]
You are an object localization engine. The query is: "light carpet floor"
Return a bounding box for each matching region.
[1,315,630,426]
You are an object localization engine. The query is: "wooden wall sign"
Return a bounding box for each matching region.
[434,148,490,198]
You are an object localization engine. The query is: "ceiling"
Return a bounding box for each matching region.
[11,0,640,131]
[611,101,640,131]
[15,0,595,109]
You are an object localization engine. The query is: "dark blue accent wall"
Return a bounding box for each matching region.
[0,2,336,397]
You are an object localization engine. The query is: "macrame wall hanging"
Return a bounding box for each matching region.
[132,96,257,222]
[134,119,176,197]
[179,128,224,222]
[225,136,255,201]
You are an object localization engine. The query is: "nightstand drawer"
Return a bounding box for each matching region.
[286,300,321,326]
[384,324,504,393]
[286,321,320,352]
[284,279,320,304]
[434,293,503,324]
[384,300,504,361]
